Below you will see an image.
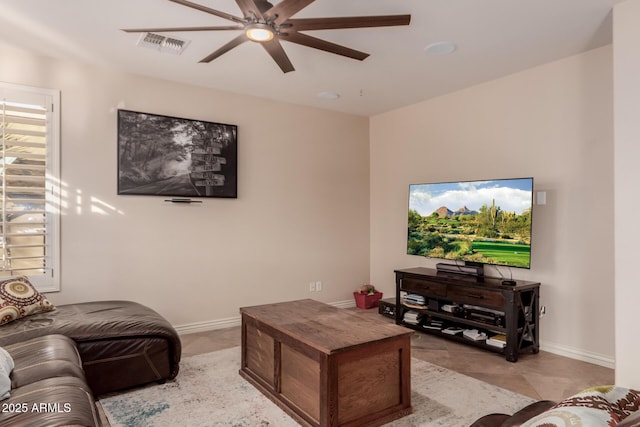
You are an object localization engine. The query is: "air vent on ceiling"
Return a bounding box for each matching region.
[137,32,190,55]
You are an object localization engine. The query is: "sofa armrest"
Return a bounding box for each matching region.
[502,400,556,426]
[469,414,510,427]
[470,400,557,427]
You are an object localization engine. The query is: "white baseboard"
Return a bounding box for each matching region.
[329,299,356,309]
[540,340,615,369]
[175,302,614,371]
[175,316,241,335]
[175,299,356,335]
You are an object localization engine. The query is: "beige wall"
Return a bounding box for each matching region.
[614,0,640,389]
[370,46,615,366]
[0,42,370,328]
[1,38,620,368]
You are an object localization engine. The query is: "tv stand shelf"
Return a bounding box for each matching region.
[393,267,540,362]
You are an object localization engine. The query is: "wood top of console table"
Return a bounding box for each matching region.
[240,299,412,355]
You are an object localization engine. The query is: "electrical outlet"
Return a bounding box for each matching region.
[309,282,316,292]
[315,281,323,292]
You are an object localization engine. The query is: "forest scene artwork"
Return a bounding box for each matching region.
[407,178,533,268]
[117,110,237,198]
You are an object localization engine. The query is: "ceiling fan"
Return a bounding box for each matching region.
[122,0,411,73]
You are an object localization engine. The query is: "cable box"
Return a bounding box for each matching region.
[463,307,505,326]
[436,263,484,276]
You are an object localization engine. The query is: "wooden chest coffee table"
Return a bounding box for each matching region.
[239,299,412,427]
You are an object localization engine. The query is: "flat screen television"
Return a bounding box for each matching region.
[117,109,238,199]
[407,177,533,269]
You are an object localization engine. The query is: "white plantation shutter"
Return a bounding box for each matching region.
[0,82,60,291]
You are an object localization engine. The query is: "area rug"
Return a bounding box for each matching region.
[100,347,535,427]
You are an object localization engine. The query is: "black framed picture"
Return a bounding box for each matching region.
[117,109,237,198]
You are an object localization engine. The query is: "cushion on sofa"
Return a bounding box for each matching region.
[0,376,100,427]
[5,334,85,388]
[0,276,54,326]
[521,386,640,427]
[0,334,99,427]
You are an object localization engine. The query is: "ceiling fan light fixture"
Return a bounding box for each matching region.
[245,23,274,42]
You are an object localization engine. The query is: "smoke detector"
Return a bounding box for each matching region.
[137,32,190,55]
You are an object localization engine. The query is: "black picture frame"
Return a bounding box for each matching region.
[117,109,237,198]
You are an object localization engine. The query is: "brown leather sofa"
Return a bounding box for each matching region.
[0,300,181,427]
[1,334,101,426]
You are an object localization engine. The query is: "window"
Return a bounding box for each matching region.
[0,82,60,291]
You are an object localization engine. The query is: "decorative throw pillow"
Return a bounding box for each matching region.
[0,276,55,326]
[521,386,640,427]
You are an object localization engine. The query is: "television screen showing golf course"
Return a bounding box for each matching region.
[407,178,533,268]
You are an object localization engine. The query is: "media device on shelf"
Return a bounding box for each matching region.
[435,262,484,277]
[407,177,534,276]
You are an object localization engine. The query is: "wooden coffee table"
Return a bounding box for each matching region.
[239,299,412,427]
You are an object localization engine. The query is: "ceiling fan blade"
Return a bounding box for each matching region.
[199,33,248,63]
[282,32,369,61]
[235,0,270,18]
[168,0,245,24]
[287,15,411,31]
[261,39,295,73]
[266,0,316,25]
[122,26,243,33]
[254,0,274,14]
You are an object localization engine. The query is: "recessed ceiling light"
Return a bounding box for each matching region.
[317,91,340,100]
[424,41,457,56]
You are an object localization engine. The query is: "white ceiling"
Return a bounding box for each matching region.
[0,0,620,116]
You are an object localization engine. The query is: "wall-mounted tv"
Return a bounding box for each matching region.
[407,178,533,269]
[117,109,237,199]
